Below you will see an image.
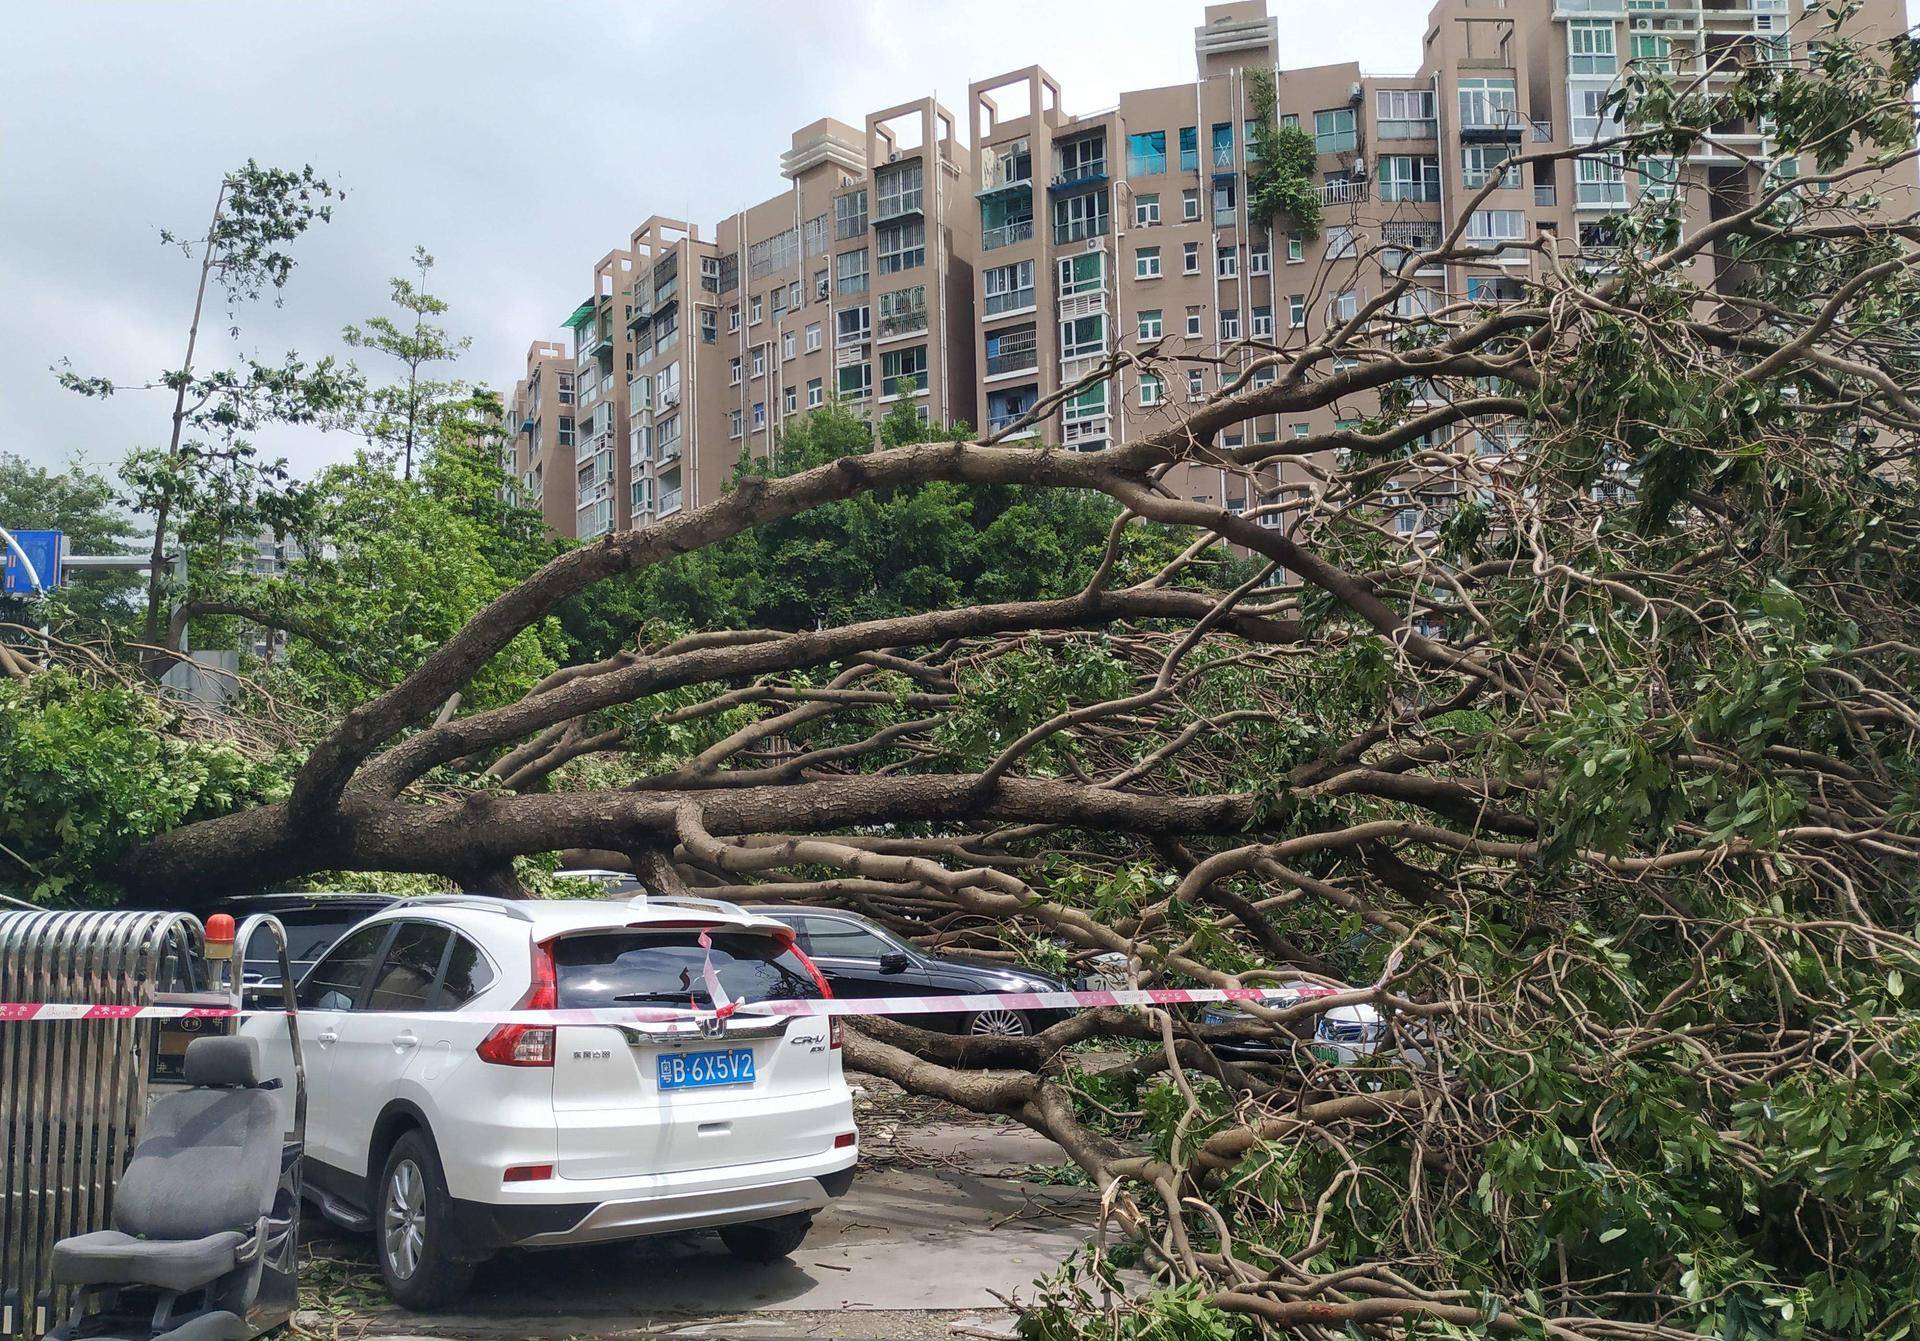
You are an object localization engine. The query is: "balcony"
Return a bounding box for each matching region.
[984,285,1035,317]
[1049,162,1108,194]
[985,346,1038,378]
[1058,292,1106,322]
[878,308,928,340]
[657,487,683,517]
[1460,108,1524,141]
[874,192,924,224]
[987,409,1037,435]
[982,219,1035,251]
[656,435,683,464]
[1316,179,1370,207]
[1062,417,1109,446]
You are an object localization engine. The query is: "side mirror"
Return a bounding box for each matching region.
[878,952,911,976]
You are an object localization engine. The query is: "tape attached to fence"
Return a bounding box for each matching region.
[0,983,1343,1025]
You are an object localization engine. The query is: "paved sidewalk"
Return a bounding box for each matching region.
[301,1103,1096,1341]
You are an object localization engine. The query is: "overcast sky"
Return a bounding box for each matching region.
[2,0,1422,480]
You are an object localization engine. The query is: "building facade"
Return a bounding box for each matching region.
[508,0,1913,538]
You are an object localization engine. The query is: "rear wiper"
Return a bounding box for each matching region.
[612,991,711,1005]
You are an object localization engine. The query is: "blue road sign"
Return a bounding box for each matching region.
[2,529,62,594]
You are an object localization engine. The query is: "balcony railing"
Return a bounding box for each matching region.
[657,488,683,517]
[878,309,928,339]
[985,348,1038,377]
[982,219,1035,250]
[1315,179,1369,206]
[874,191,924,223]
[987,409,1036,433]
[1053,160,1107,187]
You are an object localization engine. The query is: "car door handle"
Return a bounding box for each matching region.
[315,1029,339,1047]
[391,1033,419,1051]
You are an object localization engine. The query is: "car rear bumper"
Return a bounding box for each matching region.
[447,1146,859,1257]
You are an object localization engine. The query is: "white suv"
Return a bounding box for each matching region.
[247,895,856,1308]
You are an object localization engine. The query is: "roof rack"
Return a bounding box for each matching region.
[406,895,538,923]
[628,893,752,919]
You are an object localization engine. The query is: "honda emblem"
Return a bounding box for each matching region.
[698,1015,727,1039]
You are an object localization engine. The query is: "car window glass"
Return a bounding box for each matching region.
[365,922,449,1011]
[437,934,494,1008]
[244,911,363,965]
[551,931,824,1007]
[296,924,389,1011]
[802,917,896,960]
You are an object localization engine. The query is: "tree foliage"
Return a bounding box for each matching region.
[1245,71,1321,242]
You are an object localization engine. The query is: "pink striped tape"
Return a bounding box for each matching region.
[0,983,1345,1026]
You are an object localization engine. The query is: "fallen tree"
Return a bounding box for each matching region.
[15,27,1920,1339]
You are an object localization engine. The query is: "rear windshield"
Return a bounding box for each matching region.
[551,930,823,1009]
[245,911,369,965]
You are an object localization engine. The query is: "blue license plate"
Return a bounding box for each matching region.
[656,1047,756,1090]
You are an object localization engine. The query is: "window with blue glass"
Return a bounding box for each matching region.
[1178,126,1198,172]
[1126,131,1167,177]
[1211,123,1234,169]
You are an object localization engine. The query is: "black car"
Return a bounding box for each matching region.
[199,891,400,987]
[755,905,1076,1037]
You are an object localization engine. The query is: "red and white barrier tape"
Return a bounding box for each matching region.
[0,983,1344,1025]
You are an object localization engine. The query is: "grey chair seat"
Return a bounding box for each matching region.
[53,1229,247,1294]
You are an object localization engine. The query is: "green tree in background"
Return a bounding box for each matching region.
[0,452,141,633]
[342,246,472,480]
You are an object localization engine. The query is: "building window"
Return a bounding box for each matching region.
[1126,130,1167,176]
[1250,238,1270,274]
[1466,209,1527,242]
[1060,313,1106,360]
[1325,225,1358,259]
[1379,155,1441,202]
[1056,131,1106,182]
[700,308,718,343]
[752,346,768,378]
[1183,241,1200,273]
[876,218,924,273]
[1251,305,1273,336]
[727,305,740,333]
[984,323,1038,376]
[1137,308,1163,340]
[835,190,868,240]
[981,191,1034,250]
[747,227,799,280]
[1287,233,1304,263]
[1182,188,1200,221]
[1568,20,1618,76]
[1186,368,1204,399]
[806,322,822,352]
[838,362,872,399]
[881,344,929,395]
[1458,78,1518,131]
[784,385,797,414]
[1219,308,1240,340]
[1178,125,1198,172]
[1216,247,1238,278]
[1185,308,1203,338]
[806,377,824,408]
[1313,107,1356,154]
[837,248,870,296]
[753,401,766,430]
[750,295,764,324]
[730,409,742,438]
[1376,88,1436,139]
[1139,373,1164,406]
[1059,251,1104,296]
[729,357,742,386]
[1211,175,1237,225]
[814,268,830,302]
[772,284,788,317]
[1210,122,1235,169]
[1051,191,1109,245]
[557,415,575,447]
[1136,246,1162,279]
[1576,155,1629,207]
[835,304,871,344]
[1328,290,1358,322]
[1461,144,1519,189]
[1288,294,1306,327]
[781,330,795,360]
[1134,193,1161,227]
[875,158,924,219]
[984,259,1036,315]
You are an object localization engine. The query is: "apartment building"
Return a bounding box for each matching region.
[500,340,577,537]
[510,0,1912,539]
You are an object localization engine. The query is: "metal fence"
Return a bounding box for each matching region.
[0,911,209,1340]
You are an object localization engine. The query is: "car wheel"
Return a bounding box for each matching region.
[966,1008,1030,1037]
[377,1130,476,1310]
[718,1212,814,1262]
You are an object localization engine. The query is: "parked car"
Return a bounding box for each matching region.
[1199,993,1385,1063]
[200,891,400,987]
[753,905,1087,1037]
[245,894,856,1309]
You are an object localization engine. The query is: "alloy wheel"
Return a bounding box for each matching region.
[968,1008,1028,1036]
[384,1157,426,1280]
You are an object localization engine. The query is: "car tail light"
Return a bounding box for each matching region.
[478,940,558,1067]
[833,1131,857,1149]
[503,1164,554,1183]
[829,1016,844,1050]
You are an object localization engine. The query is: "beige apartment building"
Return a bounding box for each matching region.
[508,0,1913,539]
